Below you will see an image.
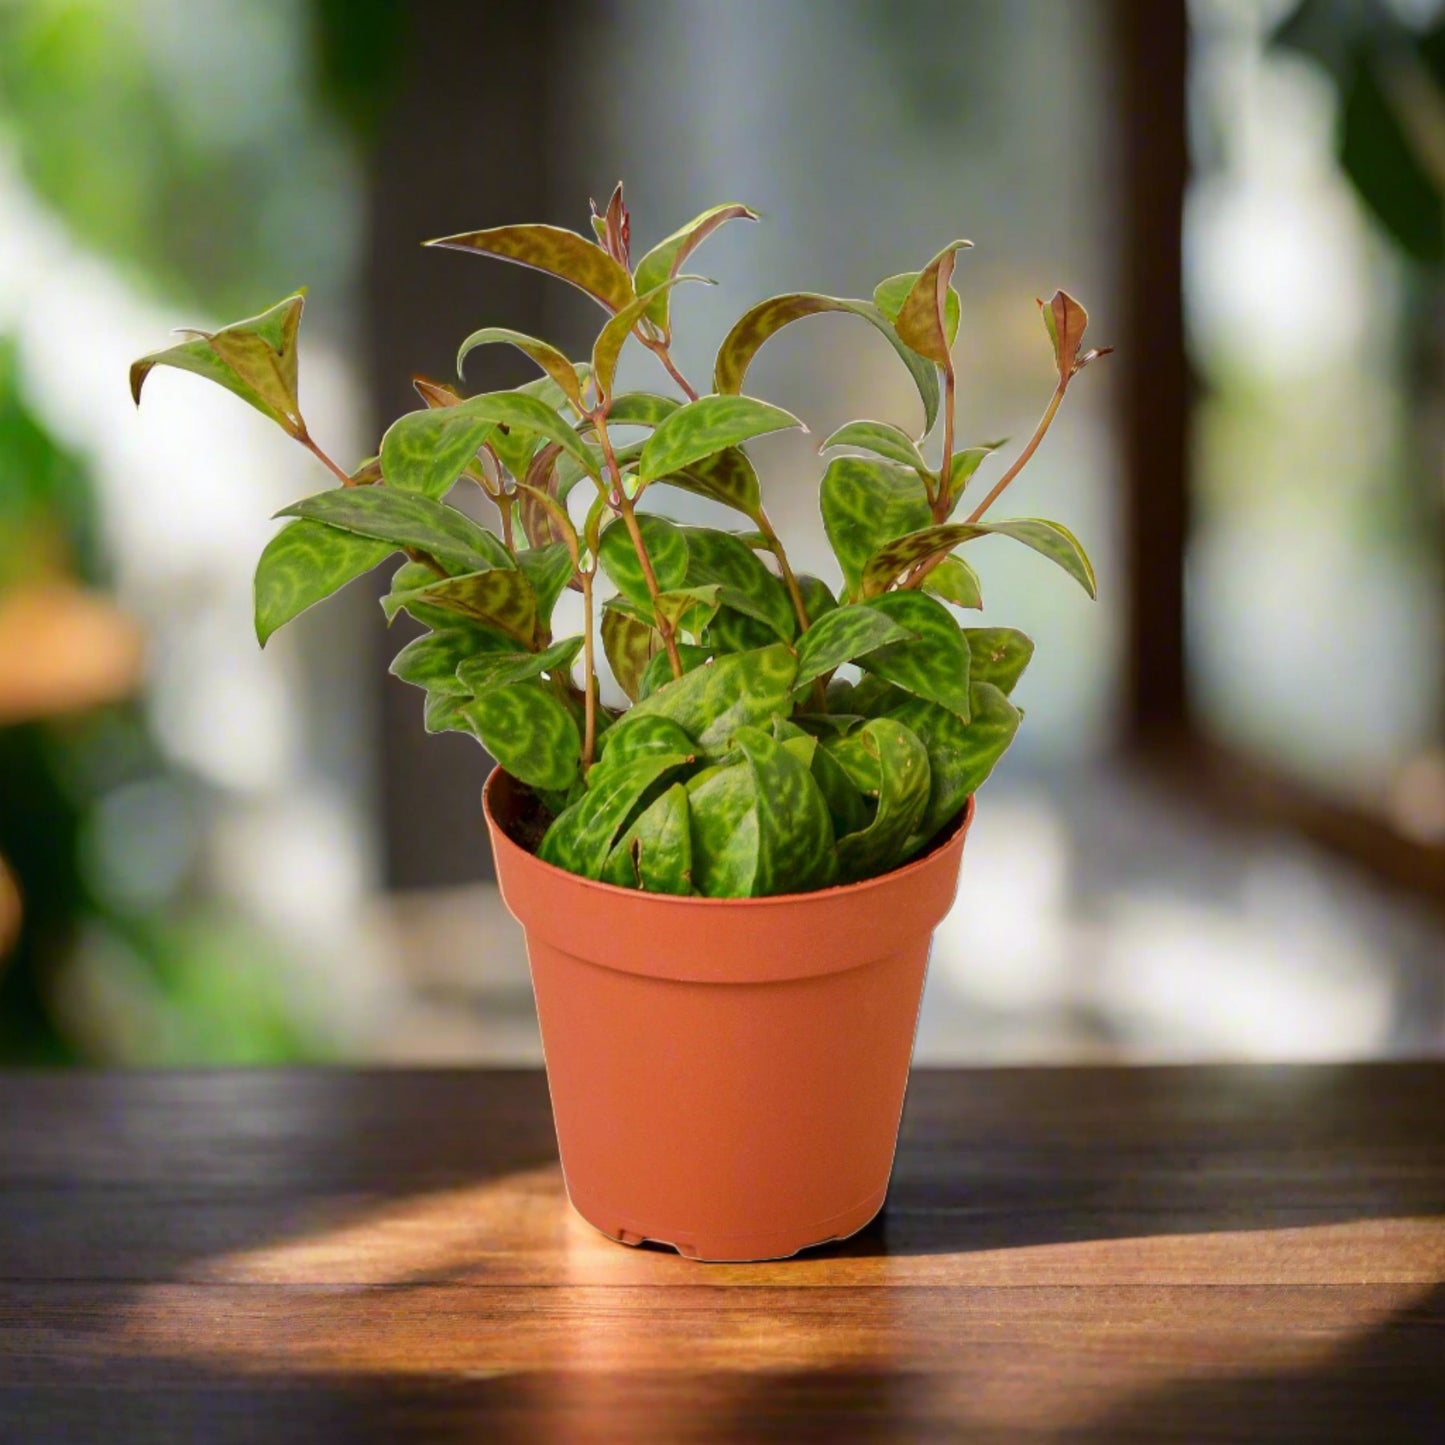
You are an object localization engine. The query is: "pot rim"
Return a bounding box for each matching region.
[482,765,974,911]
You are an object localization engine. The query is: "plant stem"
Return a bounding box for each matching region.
[298,431,354,487]
[642,336,700,402]
[594,411,684,680]
[580,568,597,769]
[755,511,812,635]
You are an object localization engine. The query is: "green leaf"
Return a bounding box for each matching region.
[540,751,692,878]
[704,607,777,655]
[625,642,798,754]
[821,419,930,478]
[600,783,694,894]
[254,519,394,646]
[686,760,760,897]
[713,292,942,434]
[592,278,704,401]
[681,526,794,641]
[462,681,580,792]
[886,241,971,367]
[382,568,538,646]
[488,370,590,483]
[832,718,932,882]
[882,684,1021,840]
[964,628,1034,696]
[652,446,763,521]
[924,555,984,610]
[597,513,689,605]
[809,735,871,838]
[793,603,918,691]
[858,591,972,719]
[638,642,713,699]
[873,272,961,346]
[517,542,575,626]
[389,626,514,695]
[455,328,584,409]
[456,391,599,480]
[456,635,582,695]
[607,391,682,427]
[638,395,803,483]
[595,714,699,773]
[131,291,306,436]
[860,521,982,598]
[797,574,839,623]
[819,457,931,600]
[380,406,495,499]
[730,726,838,895]
[427,223,635,312]
[278,487,511,575]
[946,441,1005,499]
[424,688,475,736]
[601,602,660,703]
[962,517,1097,598]
[633,203,759,331]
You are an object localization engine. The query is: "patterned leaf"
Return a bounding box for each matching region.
[426,223,635,312]
[797,574,839,623]
[597,513,689,605]
[516,445,569,550]
[539,751,692,878]
[592,278,702,401]
[382,568,537,646]
[488,370,590,483]
[860,521,981,598]
[601,602,661,703]
[638,642,713,699]
[833,718,932,881]
[964,628,1034,696]
[607,392,682,427]
[703,606,776,656]
[730,726,838,895]
[278,487,511,575]
[595,714,699,773]
[888,241,971,367]
[945,441,1005,500]
[455,328,584,409]
[962,517,1098,598]
[924,555,984,610]
[819,457,931,600]
[380,406,495,499]
[633,203,759,331]
[857,591,972,719]
[517,542,575,626]
[457,635,582,695]
[638,395,802,482]
[821,419,931,478]
[681,526,794,640]
[651,446,762,521]
[455,391,599,480]
[131,291,306,436]
[389,625,514,695]
[462,681,580,792]
[882,684,1021,840]
[809,734,870,838]
[873,271,961,347]
[625,642,798,754]
[600,783,693,894]
[713,292,942,433]
[254,519,394,646]
[686,760,760,898]
[793,603,918,690]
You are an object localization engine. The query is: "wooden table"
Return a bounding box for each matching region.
[2,1066,1442,1442]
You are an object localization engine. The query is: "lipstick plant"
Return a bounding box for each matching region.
[131,187,1109,897]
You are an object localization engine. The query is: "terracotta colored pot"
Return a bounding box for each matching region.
[483,769,974,1262]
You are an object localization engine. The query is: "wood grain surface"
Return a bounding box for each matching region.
[1,1065,1442,1442]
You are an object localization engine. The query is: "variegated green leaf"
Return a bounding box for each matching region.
[601,602,660,703]
[924,555,984,610]
[456,635,582,694]
[832,718,932,881]
[652,446,763,521]
[380,405,495,499]
[626,642,797,754]
[961,517,1098,598]
[427,223,635,312]
[638,395,802,483]
[873,271,961,346]
[888,241,971,367]
[456,391,599,480]
[600,783,694,894]
[793,602,918,690]
[382,568,537,646]
[597,513,689,605]
[860,521,981,598]
[964,627,1034,696]
[254,519,394,646]
[277,487,511,576]
[946,441,1005,500]
[131,291,306,436]
[858,591,971,719]
[592,278,703,401]
[882,683,1021,840]
[809,733,870,838]
[489,369,590,482]
[462,681,580,792]
[456,328,584,409]
[797,574,839,623]
[607,392,682,427]
[731,725,837,895]
[424,688,474,736]
[595,713,700,773]
[389,625,514,695]
[713,292,941,434]
[686,760,760,898]
[638,642,713,699]
[704,607,777,656]
[821,419,931,478]
[517,542,575,626]
[633,203,759,331]
[681,526,794,640]
[820,457,931,600]
[539,751,692,878]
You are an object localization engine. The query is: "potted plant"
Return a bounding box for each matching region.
[131,187,1109,1261]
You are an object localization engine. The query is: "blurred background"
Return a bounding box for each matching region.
[0,0,1440,1068]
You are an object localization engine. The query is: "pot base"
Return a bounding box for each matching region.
[568,1182,888,1263]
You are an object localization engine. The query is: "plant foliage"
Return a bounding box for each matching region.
[132,185,1110,898]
